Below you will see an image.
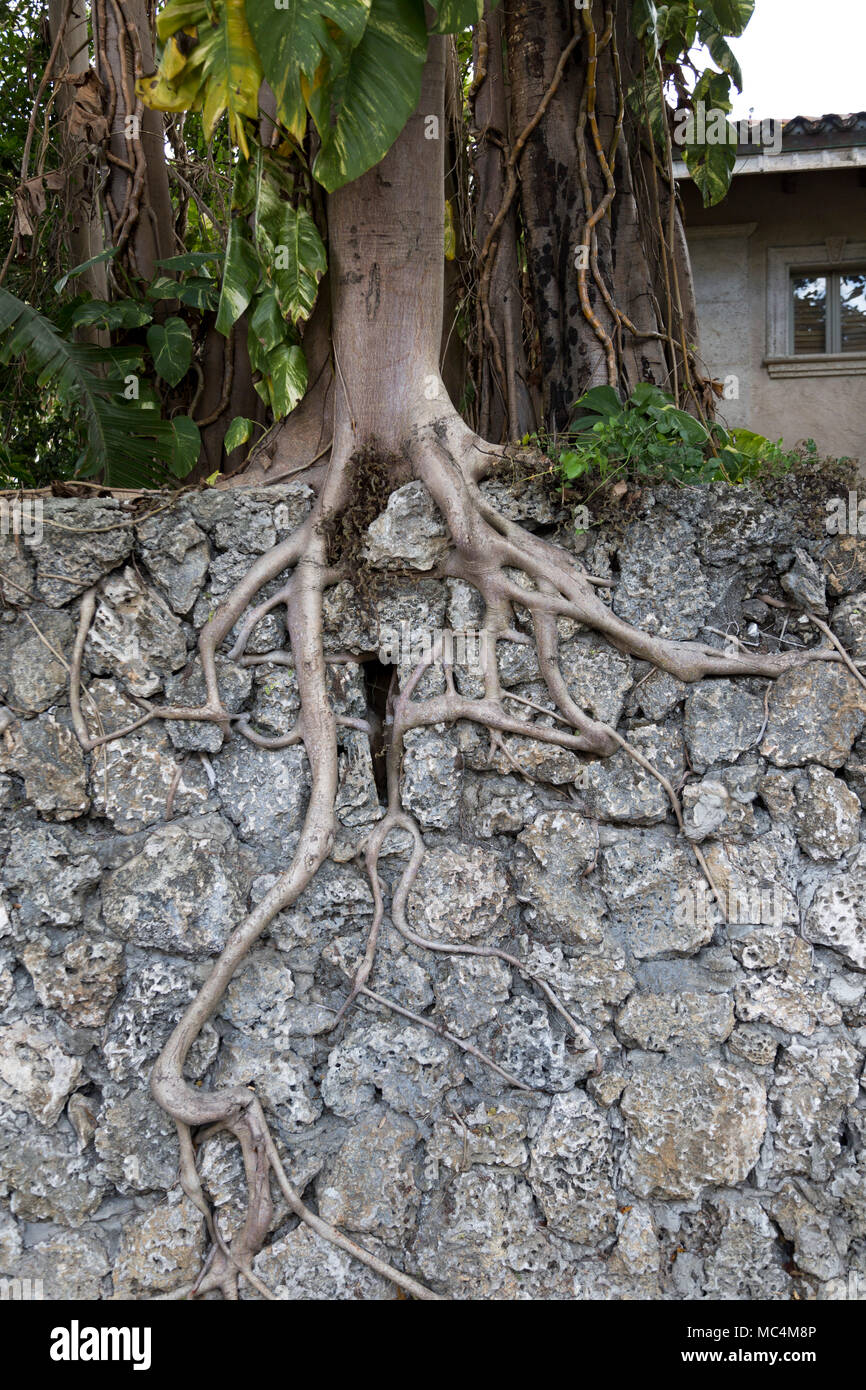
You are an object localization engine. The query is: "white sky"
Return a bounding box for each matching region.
[726,0,866,120]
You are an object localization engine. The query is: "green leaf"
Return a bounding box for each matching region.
[192,0,263,156]
[155,251,221,273]
[701,0,754,37]
[0,287,189,486]
[147,317,193,386]
[53,247,119,295]
[224,415,255,451]
[215,215,260,335]
[697,11,744,90]
[427,0,483,32]
[246,0,372,143]
[312,0,428,193]
[70,299,153,331]
[683,129,737,206]
[573,386,623,419]
[262,342,308,418]
[255,190,327,325]
[160,415,201,476]
[631,0,659,49]
[176,277,220,310]
[248,288,288,356]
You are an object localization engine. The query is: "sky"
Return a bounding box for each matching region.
[725,0,866,120]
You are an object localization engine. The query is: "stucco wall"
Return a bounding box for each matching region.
[680,168,866,465]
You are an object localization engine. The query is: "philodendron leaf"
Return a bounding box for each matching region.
[224,415,255,452]
[312,0,428,192]
[701,0,755,37]
[256,191,327,325]
[215,215,260,336]
[258,342,308,418]
[246,0,371,142]
[147,316,193,386]
[160,414,201,475]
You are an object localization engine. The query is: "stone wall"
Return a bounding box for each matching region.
[0,478,865,1300]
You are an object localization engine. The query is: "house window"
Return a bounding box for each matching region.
[792,269,866,355]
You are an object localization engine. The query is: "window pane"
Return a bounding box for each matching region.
[840,272,866,353]
[792,274,827,354]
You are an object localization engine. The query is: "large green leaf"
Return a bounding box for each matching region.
[215,215,260,335]
[248,288,288,356]
[700,0,754,37]
[682,68,737,206]
[427,0,483,32]
[312,0,428,192]
[147,317,193,386]
[255,191,327,325]
[190,0,263,155]
[246,0,372,142]
[698,20,743,91]
[256,342,308,417]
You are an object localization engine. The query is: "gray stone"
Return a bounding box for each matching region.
[0,713,89,820]
[726,1023,779,1068]
[111,1192,205,1298]
[35,501,133,606]
[212,1033,321,1130]
[83,680,209,832]
[0,1016,81,1125]
[1,822,101,930]
[781,547,827,614]
[772,1182,844,1280]
[220,948,297,1048]
[317,1106,419,1242]
[580,722,684,823]
[805,847,866,970]
[20,935,124,1028]
[102,815,251,958]
[771,1036,862,1181]
[633,667,687,720]
[407,844,514,943]
[600,833,716,959]
[791,765,861,861]
[94,1088,178,1193]
[245,1223,394,1300]
[559,632,634,724]
[495,994,596,1091]
[425,1101,529,1176]
[364,481,449,571]
[102,958,218,1084]
[615,990,734,1052]
[0,606,74,712]
[136,512,210,615]
[760,665,866,768]
[614,519,710,640]
[400,725,462,829]
[700,1199,792,1300]
[1,1227,110,1300]
[214,740,310,863]
[0,533,35,610]
[527,1091,616,1244]
[164,658,252,752]
[684,680,765,771]
[0,1103,105,1224]
[321,1021,456,1120]
[461,774,538,838]
[832,590,866,660]
[84,567,188,696]
[434,955,512,1036]
[621,1059,767,1199]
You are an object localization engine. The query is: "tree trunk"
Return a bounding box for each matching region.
[472,1,535,441]
[93,0,175,281]
[47,0,108,302]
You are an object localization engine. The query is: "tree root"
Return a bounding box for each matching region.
[68,408,854,1300]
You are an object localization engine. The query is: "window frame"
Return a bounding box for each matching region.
[766,242,866,378]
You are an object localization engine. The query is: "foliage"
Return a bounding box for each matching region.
[0,286,200,486]
[632,0,756,207]
[537,383,799,492]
